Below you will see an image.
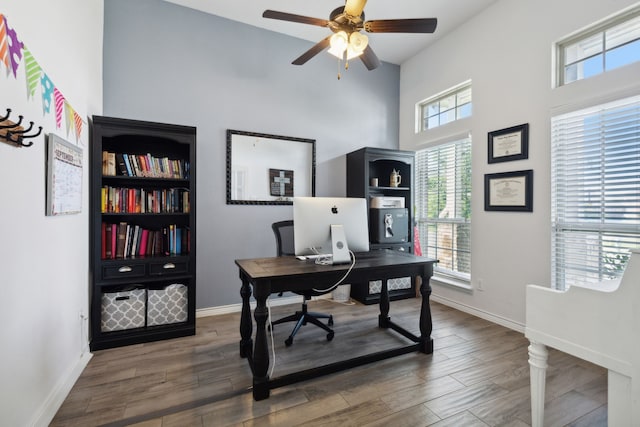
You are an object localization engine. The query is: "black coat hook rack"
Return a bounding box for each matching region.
[0,108,43,148]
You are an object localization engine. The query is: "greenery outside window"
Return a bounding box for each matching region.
[416,138,472,284]
[417,82,472,132]
[557,7,640,86]
[551,94,640,290]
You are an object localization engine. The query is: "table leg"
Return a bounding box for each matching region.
[252,285,270,400]
[528,341,548,427]
[239,275,253,358]
[378,278,390,328]
[419,271,434,353]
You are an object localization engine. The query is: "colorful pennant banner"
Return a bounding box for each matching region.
[0,12,85,141]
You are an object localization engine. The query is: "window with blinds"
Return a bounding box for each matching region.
[551,94,640,290]
[416,138,472,282]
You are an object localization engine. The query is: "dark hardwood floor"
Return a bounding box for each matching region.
[52,297,607,426]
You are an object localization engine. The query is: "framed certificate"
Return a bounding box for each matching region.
[484,169,533,212]
[488,123,529,163]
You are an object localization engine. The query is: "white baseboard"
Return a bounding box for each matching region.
[196,293,333,318]
[32,351,93,427]
[430,294,525,333]
[196,293,524,334]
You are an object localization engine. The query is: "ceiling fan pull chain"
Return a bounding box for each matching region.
[337,58,342,80]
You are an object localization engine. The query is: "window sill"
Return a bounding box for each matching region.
[430,274,473,293]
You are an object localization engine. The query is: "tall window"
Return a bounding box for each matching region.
[557,7,640,86]
[417,82,472,132]
[551,95,640,290]
[416,138,472,282]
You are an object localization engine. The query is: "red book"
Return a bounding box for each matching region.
[115,222,127,258]
[128,188,135,213]
[101,222,107,259]
[105,223,113,259]
[146,229,155,255]
[139,229,149,256]
[111,224,117,259]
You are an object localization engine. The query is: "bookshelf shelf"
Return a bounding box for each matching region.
[90,115,196,351]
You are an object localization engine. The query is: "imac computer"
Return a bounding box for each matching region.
[293,197,369,264]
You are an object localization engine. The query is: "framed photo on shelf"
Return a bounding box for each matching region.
[484,169,533,212]
[488,123,529,163]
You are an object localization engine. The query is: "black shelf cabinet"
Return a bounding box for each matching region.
[346,147,416,304]
[89,115,196,351]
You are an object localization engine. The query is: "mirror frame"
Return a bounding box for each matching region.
[226,129,316,205]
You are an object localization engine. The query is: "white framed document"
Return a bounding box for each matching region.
[46,133,83,215]
[484,169,533,212]
[488,123,529,163]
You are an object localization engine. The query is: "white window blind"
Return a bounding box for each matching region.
[551,95,640,290]
[416,138,472,281]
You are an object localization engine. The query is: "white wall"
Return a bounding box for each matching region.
[400,0,640,328]
[0,2,103,426]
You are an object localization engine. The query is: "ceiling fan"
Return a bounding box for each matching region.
[263,0,437,72]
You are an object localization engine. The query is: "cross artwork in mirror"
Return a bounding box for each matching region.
[226,130,316,205]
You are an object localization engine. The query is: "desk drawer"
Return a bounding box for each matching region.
[149,260,188,276]
[102,263,146,280]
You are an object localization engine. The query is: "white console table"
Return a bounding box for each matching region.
[525,249,640,427]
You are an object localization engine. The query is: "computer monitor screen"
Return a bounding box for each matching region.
[293,197,370,258]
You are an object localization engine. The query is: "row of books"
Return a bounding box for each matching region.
[101,186,190,214]
[101,222,190,259]
[102,151,190,179]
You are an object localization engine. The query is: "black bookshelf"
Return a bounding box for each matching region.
[89,116,196,350]
[346,147,416,304]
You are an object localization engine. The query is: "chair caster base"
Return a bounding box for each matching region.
[327,331,334,341]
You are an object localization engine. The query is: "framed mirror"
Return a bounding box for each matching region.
[226,130,316,205]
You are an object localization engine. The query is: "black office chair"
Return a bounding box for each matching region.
[270,220,334,346]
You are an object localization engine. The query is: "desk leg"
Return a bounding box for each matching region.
[528,341,548,427]
[419,271,434,353]
[378,278,390,328]
[252,285,270,400]
[239,275,253,358]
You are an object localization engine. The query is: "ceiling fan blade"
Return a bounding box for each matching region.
[263,10,329,27]
[360,45,380,71]
[364,18,438,33]
[292,36,332,65]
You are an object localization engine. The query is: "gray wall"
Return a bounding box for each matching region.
[103,0,400,308]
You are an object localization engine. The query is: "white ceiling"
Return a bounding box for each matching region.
[163,0,498,65]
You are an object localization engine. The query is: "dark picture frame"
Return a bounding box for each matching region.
[484,169,533,212]
[488,123,529,163]
[226,130,315,205]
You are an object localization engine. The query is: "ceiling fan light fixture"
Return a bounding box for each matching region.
[345,32,368,59]
[349,32,368,51]
[328,31,349,59]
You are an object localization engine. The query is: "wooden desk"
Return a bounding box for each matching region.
[236,250,438,400]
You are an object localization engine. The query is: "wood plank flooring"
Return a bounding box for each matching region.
[51,297,608,426]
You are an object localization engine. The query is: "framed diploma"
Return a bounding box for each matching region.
[488,123,529,163]
[484,169,533,212]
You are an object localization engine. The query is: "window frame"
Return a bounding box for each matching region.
[416,81,472,133]
[556,6,640,86]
